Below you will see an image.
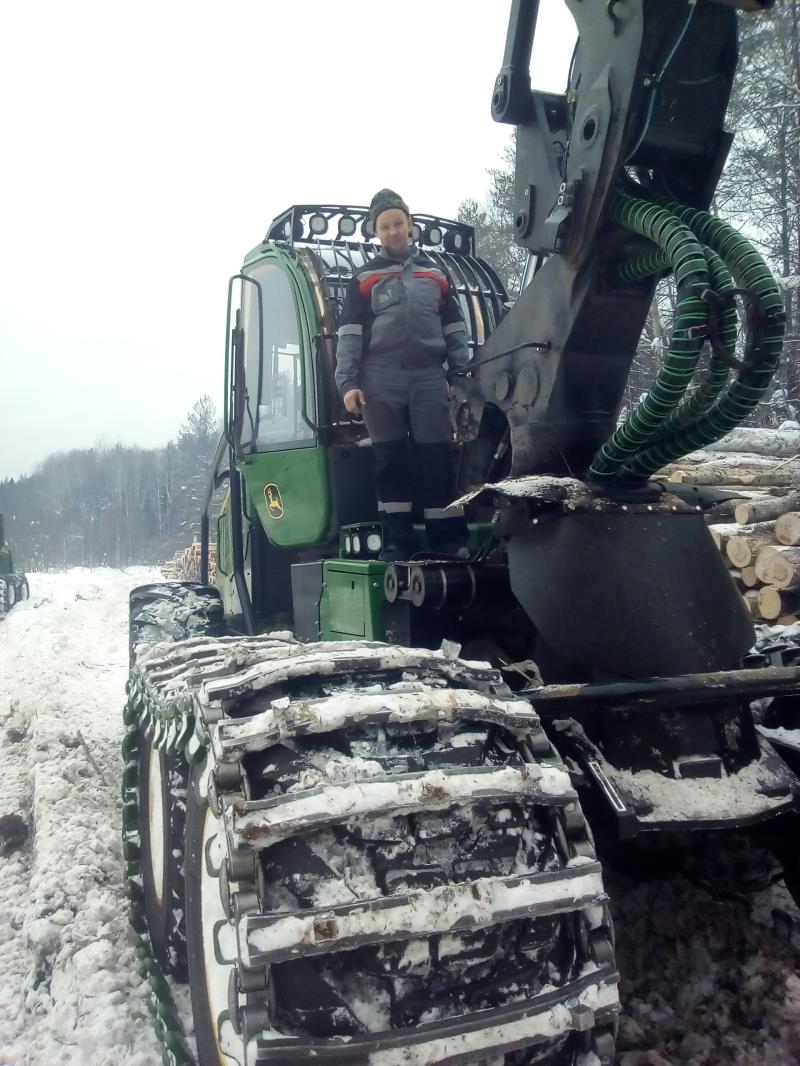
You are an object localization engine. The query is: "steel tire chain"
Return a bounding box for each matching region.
[124,632,619,1066]
[122,712,196,1066]
[550,794,617,1062]
[121,587,232,1066]
[218,716,619,1063]
[205,650,617,1062]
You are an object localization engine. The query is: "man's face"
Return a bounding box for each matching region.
[376,208,412,255]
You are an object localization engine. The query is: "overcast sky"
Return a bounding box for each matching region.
[0,1,576,480]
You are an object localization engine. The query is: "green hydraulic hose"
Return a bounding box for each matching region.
[611,246,735,435]
[613,247,670,284]
[651,248,736,436]
[588,191,710,481]
[622,200,785,478]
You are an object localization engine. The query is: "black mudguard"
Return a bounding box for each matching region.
[508,511,754,679]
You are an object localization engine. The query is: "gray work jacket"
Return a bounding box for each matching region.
[335,245,469,396]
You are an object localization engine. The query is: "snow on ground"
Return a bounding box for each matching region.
[0,568,162,1066]
[0,568,799,1066]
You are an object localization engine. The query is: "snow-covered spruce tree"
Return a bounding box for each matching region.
[716,1,800,421]
[457,135,527,298]
[165,395,221,555]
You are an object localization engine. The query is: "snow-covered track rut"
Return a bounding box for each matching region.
[0,568,164,1066]
[0,697,36,1053]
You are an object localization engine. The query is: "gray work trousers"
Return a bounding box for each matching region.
[362,365,467,552]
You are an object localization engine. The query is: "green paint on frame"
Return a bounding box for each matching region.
[238,448,331,547]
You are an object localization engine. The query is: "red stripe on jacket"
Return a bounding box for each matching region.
[412,270,449,298]
[358,269,449,301]
[359,271,402,298]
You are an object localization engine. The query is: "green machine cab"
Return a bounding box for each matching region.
[202,204,507,643]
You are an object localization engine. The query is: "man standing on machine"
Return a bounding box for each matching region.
[335,189,470,561]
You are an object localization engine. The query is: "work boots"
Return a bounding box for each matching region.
[378,510,417,562]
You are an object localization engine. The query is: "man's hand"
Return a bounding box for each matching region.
[343,388,366,415]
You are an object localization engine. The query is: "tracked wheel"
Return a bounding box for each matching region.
[128,580,225,665]
[172,641,619,1066]
[138,739,190,979]
[5,579,16,610]
[125,581,225,990]
[185,764,247,1064]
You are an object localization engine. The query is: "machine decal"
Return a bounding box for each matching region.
[265,483,284,519]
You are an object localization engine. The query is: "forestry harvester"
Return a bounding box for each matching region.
[123,2,800,1064]
[0,514,29,616]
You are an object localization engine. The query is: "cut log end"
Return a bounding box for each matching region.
[726,528,777,569]
[740,565,760,589]
[775,511,800,547]
[757,584,800,621]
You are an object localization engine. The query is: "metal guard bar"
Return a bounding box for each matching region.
[524,665,800,715]
[255,965,619,1063]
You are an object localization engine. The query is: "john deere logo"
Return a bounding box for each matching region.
[265,483,284,519]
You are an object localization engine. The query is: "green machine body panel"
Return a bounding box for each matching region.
[239,448,331,547]
[320,559,387,641]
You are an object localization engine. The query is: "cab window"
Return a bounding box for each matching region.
[240,259,315,448]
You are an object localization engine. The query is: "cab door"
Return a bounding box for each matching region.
[230,250,332,547]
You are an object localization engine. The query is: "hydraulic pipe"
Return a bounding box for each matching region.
[524,664,800,715]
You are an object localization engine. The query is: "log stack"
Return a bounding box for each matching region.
[161,539,217,583]
[654,439,800,627]
[709,495,800,624]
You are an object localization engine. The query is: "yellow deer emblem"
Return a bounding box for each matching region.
[265,483,285,520]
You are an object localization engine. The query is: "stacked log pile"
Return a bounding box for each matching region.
[161,539,216,584]
[709,498,800,624]
[658,432,800,626]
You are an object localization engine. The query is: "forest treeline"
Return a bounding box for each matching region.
[0,397,219,571]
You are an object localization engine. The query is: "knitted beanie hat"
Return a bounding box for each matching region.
[369,188,410,228]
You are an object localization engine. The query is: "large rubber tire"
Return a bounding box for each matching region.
[184,765,246,1066]
[137,740,189,980]
[18,577,29,601]
[5,580,16,610]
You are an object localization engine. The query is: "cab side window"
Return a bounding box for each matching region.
[241,261,314,448]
